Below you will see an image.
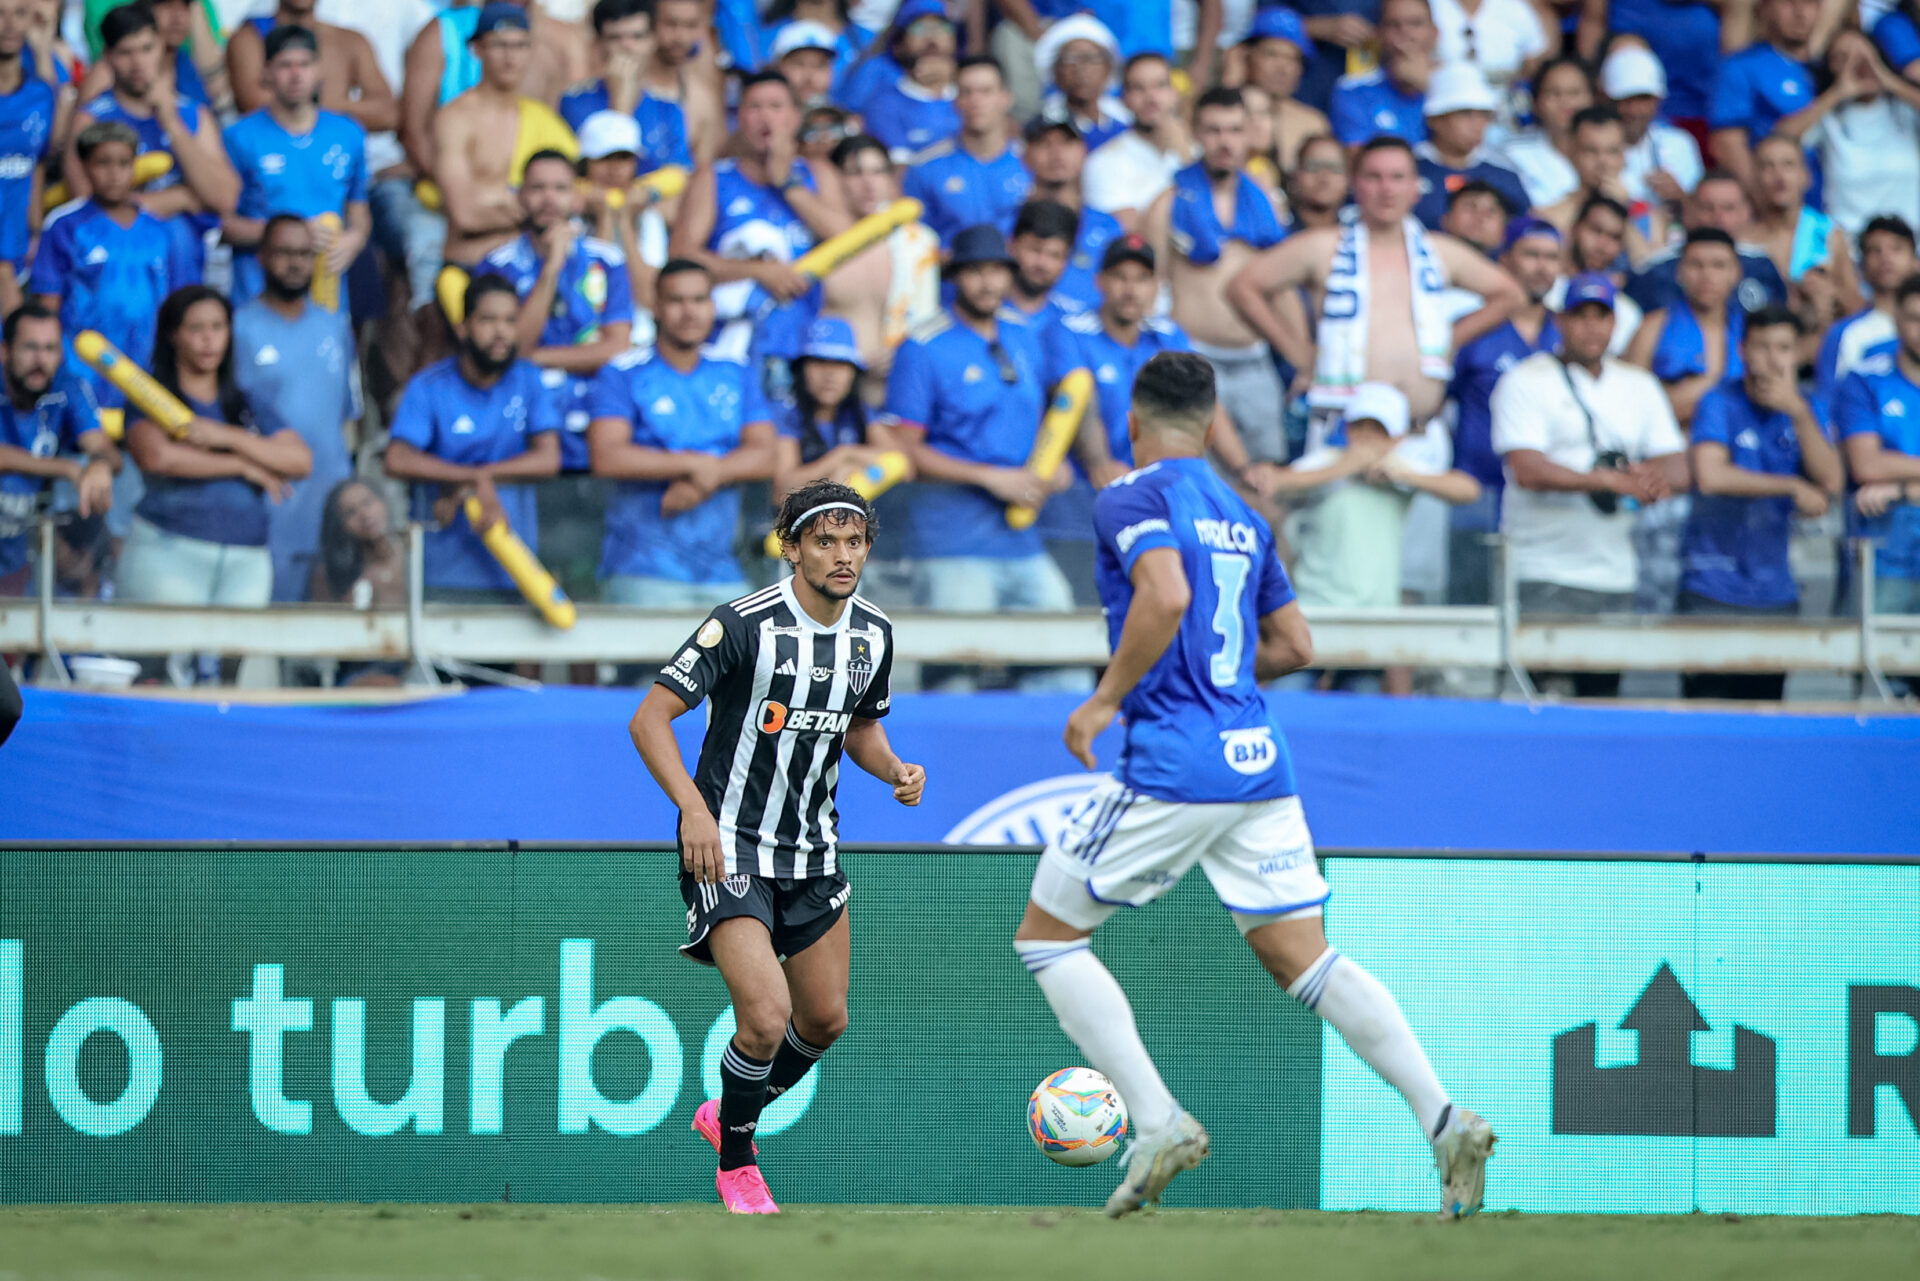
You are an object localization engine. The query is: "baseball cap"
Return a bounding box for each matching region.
[1423,62,1500,117]
[577,110,642,161]
[1242,7,1314,55]
[1101,234,1155,272]
[1022,114,1082,143]
[1501,215,1562,254]
[1343,382,1411,439]
[893,0,950,28]
[772,21,838,60]
[1600,44,1667,100]
[472,2,530,39]
[799,316,867,369]
[1560,272,1617,313]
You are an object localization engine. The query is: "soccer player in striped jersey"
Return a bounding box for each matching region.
[1012,352,1497,1220]
[629,478,926,1215]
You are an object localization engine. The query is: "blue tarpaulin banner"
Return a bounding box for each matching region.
[1,688,1916,853]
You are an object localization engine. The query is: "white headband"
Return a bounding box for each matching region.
[787,501,868,537]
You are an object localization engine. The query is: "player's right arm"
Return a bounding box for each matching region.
[630,684,724,884]
[629,609,750,884]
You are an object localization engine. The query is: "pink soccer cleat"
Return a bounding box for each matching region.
[715,1164,781,1215]
[691,1099,757,1156]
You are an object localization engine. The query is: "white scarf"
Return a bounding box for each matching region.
[1310,215,1455,407]
[884,216,941,349]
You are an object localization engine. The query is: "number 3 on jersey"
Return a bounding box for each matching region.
[1208,552,1250,686]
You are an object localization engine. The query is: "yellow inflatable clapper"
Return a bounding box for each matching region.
[1006,368,1092,530]
[793,200,923,282]
[463,496,577,629]
[74,330,193,440]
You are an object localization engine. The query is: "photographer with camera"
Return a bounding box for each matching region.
[1490,273,1689,696]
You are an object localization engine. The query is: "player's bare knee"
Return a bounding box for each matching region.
[1243,915,1329,988]
[1013,899,1092,944]
[733,996,792,1058]
[792,1001,848,1048]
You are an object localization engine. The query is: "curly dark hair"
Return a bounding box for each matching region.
[775,477,877,546]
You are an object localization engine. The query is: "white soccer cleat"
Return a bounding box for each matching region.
[1432,1106,1497,1220]
[1103,1112,1210,1219]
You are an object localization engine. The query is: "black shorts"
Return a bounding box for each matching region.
[678,870,851,966]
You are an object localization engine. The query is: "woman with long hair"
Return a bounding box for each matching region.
[1494,55,1596,209]
[115,286,311,615]
[770,315,911,502]
[310,478,405,609]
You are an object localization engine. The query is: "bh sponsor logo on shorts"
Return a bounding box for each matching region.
[755,700,852,734]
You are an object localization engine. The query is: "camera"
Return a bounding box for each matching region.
[1589,450,1632,515]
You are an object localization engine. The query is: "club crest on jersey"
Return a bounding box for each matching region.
[846,636,876,697]
[723,874,753,898]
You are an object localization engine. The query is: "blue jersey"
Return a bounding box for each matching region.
[1060,311,1192,466]
[480,232,635,471]
[588,348,771,583]
[1054,206,1125,314]
[901,141,1032,246]
[1094,457,1299,803]
[31,200,192,410]
[388,359,561,591]
[836,52,904,115]
[1610,0,1719,120]
[1329,70,1425,147]
[79,89,215,276]
[1814,307,1895,402]
[884,307,1049,560]
[1837,361,1920,580]
[1414,148,1532,229]
[860,79,957,160]
[1710,44,1815,143]
[1448,317,1557,492]
[775,398,867,463]
[0,75,53,271]
[557,82,692,173]
[223,109,369,307]
[709,159,820,359]
[136,393,273,548]
[1683,384,1817,608]
[0,371,99,577]
[1626,245,1786,315]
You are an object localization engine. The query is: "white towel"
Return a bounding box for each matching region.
[1309,215,1455,408]
[884,216,942,349]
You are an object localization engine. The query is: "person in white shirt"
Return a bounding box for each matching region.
[1495,54,1592,208]
[1082,53,1194,233]
[1431,0,1550,105]
[1774,28,1920,242]
[1491,271,1688,695]
[1599,41,1703,210]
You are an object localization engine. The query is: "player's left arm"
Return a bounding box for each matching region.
[844,718,923,806]
[1065,547,1189,769]
[1254,602,1313,680]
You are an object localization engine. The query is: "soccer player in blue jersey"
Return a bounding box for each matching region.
[221,25,371,308]
[1013,351,1496,1221]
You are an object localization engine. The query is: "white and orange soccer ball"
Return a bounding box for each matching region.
[1027,1067,1128,1166]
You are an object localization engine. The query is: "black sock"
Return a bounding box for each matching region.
[765,1022,828,1100]
[718,1040,772,1171]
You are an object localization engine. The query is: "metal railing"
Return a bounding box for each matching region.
[2,522,1917,698]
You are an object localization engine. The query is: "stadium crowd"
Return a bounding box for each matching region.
[1,0,1919,699]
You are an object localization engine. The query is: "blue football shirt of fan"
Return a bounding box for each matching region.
[1682,384,1820,609]
[1329,70,1426,147]
[1052,207,1124,314]
[136,393,272,547]
[0,370,99,578]
[901,141,1032,245]
[557,83,692,173]
[480,232,636,471]
[387,358,561,592]
[1093,457,1299,803]
[1838,362,1920,581]
[0,75,54,273]
[884,307,1049,560]
[1060,311,1192,466]
[31,200,192,410]
[79,89,215,275]
[588,347,772,584]
[223,108,369,306]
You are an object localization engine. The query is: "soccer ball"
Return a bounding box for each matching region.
[1027,1067,1128,1166]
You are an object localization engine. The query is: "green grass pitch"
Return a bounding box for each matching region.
[0,1205,1914,1281]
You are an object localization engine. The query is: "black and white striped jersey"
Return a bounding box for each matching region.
[655,577,894,878]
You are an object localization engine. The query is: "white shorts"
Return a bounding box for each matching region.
[1028,781,1329,935]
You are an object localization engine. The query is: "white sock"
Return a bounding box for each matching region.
[1016,939,1182,1140]
[1290,947,1451,1140]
